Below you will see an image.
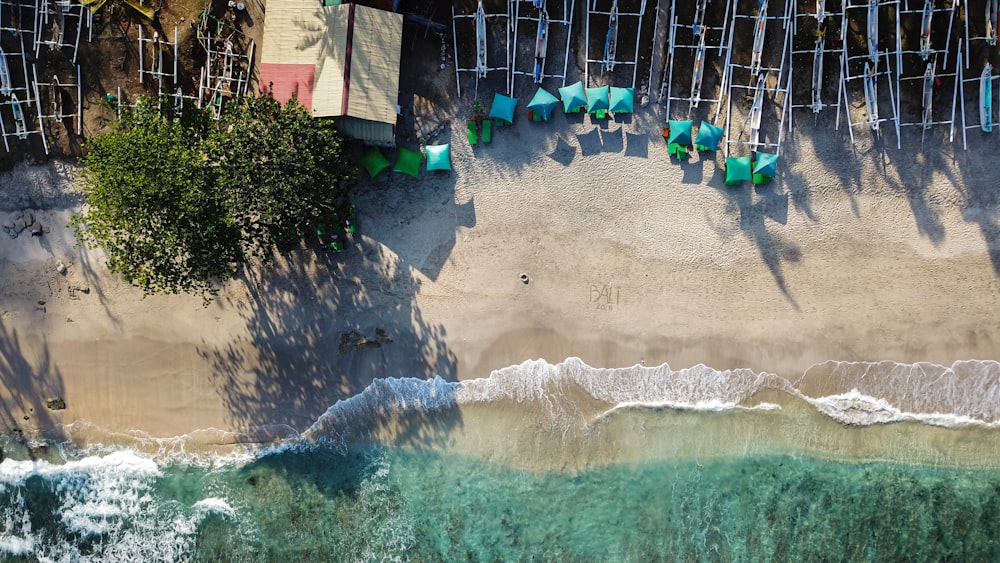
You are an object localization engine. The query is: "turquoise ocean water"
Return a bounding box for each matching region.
[2,358,1000,561]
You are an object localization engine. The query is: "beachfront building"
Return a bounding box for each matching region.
[259,1,403,146]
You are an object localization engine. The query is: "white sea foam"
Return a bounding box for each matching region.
[0,450,248,562]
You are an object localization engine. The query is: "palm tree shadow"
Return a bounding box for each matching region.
[0,324,68,449]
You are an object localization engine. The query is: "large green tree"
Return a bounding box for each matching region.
[72,95,355,298]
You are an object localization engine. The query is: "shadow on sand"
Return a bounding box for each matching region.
[0,324,68,449]
[201,152,470,442]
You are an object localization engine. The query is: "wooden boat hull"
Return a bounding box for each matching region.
[476,1,488,77]
[921,62,934,129]
[981,64,993,133]
[0,48,10,97]
[920,0,932,60]
[864,63,879,131]
[811,34,823,112]
[867,0,878,61]
[690,27,707,107]
[11,93,27,140]
[534,11,548,83]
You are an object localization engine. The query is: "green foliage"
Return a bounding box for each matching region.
[72,95,356,299]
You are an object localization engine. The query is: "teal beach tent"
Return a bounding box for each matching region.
[489,93,518,125]
[527,87,560,121]
[725,155,753,185]
[694,121,724,151]
[753,152,779,184]
[425,144,452,171]
[609,87,634,113]
[667,120,693,145]
[394,147,423,178]
[359,147,391,178]
[666,119,693,159]
[558,81,587,113]
[585,85,610,114]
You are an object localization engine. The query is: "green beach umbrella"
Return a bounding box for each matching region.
[558,81,587,112]
[488,93,518,124]
[425,144,452,171]
[725,155,753,185]
[753,152,779,177]
[667,120,693,145]
[694,121,724,151]
[585,85,610,113]
[609,87,634,113]
[359,147,391,178]
[527,87,560,120]
[394,147,423,178]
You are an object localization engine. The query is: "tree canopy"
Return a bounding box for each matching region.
[71,95,356,299]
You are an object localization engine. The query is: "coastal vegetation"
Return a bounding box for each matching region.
[71,94,355,299]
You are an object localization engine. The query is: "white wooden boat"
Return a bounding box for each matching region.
[602,0,619,73]
[11,93,27,139]
[919,0,932,60]
[988,0,999,46]
[534,10,549,83]
[53,75,62,122]
[475,0,488,77]
[810,32,824,112]
[921,61,934,129]
[690,25,707,108]
[693,0,710,37]
[748,73,766,150]
[864,63,879,131]
[981,63,993,132]
[750,0,768,77]
[0,48,11,97]
[867,0,878,61]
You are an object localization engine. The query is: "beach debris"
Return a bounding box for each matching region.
[339,329,393,354]
[2,210,34,238]
[56,260,68,275]
[45,398,66,410]
[520,273,529,284]
[68,285,90,299]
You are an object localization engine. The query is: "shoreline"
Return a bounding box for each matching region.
[1,110,999,443]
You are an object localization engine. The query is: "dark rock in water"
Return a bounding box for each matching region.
[45,398,66,410]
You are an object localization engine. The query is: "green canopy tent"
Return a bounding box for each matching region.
[585,85,610,117]
[753,152,779,184]
[609,87,634,114]
[558,81,587,113]
[489,93,518,125]
[725,155,753,186]
[666,119,693,159]
[425,144,452,171]
[694,122,725,152]
[359,147,391,178]
[394,147,423,178]
[527,87,560,121]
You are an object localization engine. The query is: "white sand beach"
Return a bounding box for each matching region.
[0,107,998,442]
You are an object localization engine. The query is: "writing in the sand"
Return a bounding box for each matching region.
[590,284,620,311]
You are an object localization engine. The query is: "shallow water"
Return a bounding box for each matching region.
[2,358,1000,561]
